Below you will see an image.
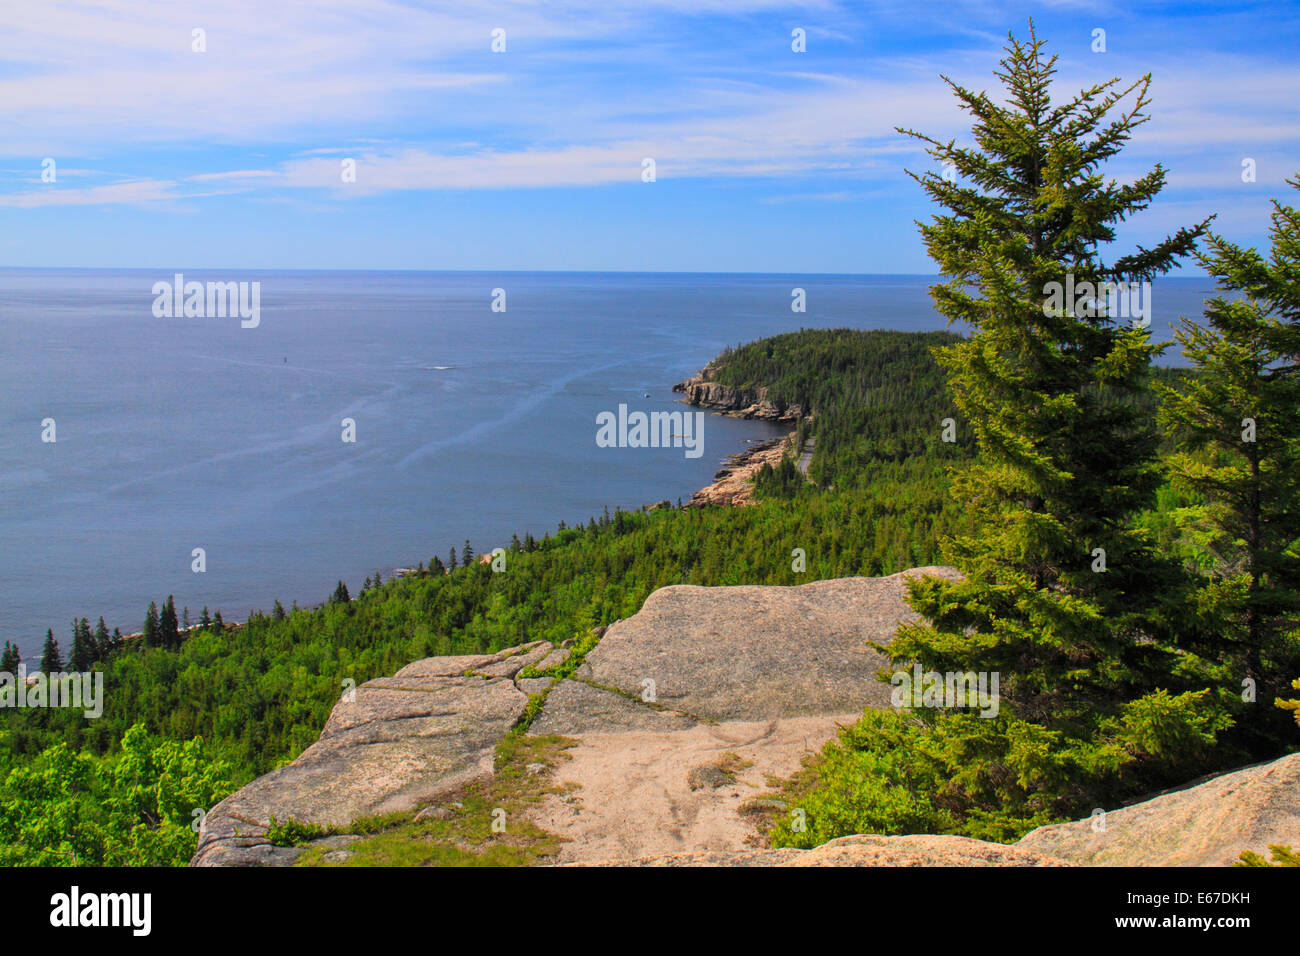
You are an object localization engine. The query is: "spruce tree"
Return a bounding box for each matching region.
[143,601,161,648]
[1159,176,1300,750]
[94,617,111,661]
[889,24,1218,822]
[40,629,63,673]
[69,617,95,671]
[448,547,458,570]
[462,540,474,566]
[160,596,180,649]
[0,641,20,673]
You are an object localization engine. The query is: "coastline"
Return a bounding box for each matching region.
[685,433,796,507]
[673,362,809,507]
[22,369,797,664]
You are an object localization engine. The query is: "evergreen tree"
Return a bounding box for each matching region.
[142,601,161,648]
[272,600,286,621]
[462,540,474,566]
[429,555,445,576]
[331,580,350,604]
[160,596,180,650]
[0,641,20,674]
[199,606,212,629]
[888,24,1218,822]
[94,617,112,661]
[448,547,458,571]
[212,610,225,631]
[69,618,95,671]
[1159,175,1300,750]
[40,629,63,673]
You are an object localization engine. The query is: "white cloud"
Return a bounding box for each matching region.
[0,180,182,208]
[187,170,277,182]
[0,0,1293,207]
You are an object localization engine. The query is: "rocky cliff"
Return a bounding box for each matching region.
[672,363,804,422]
[193,567,1299,867]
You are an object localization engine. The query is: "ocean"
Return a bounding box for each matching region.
[0,270,1221,658]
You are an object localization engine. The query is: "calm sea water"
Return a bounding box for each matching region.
[0,270,1220,659]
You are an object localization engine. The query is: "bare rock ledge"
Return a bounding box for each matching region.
[191,641,553,866]
[193,568,1300,866]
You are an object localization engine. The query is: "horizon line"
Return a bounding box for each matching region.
[0,266,1217,279]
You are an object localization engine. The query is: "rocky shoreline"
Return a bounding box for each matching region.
[686,434,794,507]
[672,363,804,422]
[673,364,809,507]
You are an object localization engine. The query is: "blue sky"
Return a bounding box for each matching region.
[1,0,1297,272]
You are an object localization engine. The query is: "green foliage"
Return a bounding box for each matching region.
[0,723,235,866]
[774,709,1076,846]
[753,456,806,499]
[708,328,971,487]
[1158,176,1300,750]
[266,816,332,847]
[39,629,62,673]
[773,690,1234,850]
[1236,844,1299,867]
[1279,677,1300,730]
[777,26,1276,849]
[889,23,1222,802]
